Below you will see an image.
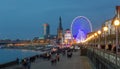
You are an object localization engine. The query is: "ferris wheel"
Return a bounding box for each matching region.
[71,16,92,43]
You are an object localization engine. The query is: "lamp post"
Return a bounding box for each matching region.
[113,18,120,65]
[94,33,97,48]
[103,26,108,50]
[98,30,101,49]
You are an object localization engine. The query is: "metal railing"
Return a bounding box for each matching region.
[87,47,120,69]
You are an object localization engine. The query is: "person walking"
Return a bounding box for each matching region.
[16,58,19,64]
[22,59,27,69]
[51,55,57,65]
[56,53,60,62]
[27,59,31,69]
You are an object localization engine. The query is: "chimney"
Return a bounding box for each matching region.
[116,6,120,18]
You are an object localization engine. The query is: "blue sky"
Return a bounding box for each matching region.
[0,0,120,39]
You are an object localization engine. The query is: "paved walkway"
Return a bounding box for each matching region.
[3,51,93,69]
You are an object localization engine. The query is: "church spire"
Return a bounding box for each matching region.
[57,16,63,41]
[59,16,63,30]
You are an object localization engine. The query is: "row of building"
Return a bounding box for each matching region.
[87,6,120,44]
[43,17,63,40]
[104,6,120,35]
[43,17,72,46]
[0,16,73,46]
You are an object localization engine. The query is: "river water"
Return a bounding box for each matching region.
[0,49,43,64]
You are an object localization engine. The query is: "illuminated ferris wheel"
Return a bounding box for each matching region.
[71,16,92,43]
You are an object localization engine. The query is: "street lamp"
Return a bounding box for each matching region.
[103,26,108,31]
[103,26,108,49]
[92,34,95,46]
[94,33,97,47]
[97,30,101,49]
[98,30,101,34]
[113,18,120,65]
[94,33,97,36]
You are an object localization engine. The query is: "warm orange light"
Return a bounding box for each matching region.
[97,30,101,34]
[113,19,120,26]
[94,33,97,36]
[103,26,108,32]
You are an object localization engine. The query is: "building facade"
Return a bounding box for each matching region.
[104,6,120,35]
[43,23,50,39]
[103,6,120,44]
[64,29,73,46]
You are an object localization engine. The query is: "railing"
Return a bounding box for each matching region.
[86,47,120,69]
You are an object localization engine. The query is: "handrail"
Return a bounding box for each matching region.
[87,47,120,67]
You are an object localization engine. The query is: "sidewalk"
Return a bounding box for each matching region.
[3,50,93,69]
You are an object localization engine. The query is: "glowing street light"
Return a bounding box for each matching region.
[103,26,108,32]
[98,30,101,35]
[114,19,120,26]
[94,33,97,36]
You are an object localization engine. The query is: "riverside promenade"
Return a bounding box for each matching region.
[3,50,94,69]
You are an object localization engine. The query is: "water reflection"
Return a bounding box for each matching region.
[0,49,42,64]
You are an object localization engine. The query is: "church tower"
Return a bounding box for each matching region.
[57,16,63,41]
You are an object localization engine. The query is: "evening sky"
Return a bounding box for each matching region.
[0,0,120,39]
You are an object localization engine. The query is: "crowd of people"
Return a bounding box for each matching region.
[96,44,120,53]
[40,47,74,65]
[15,47,76,69]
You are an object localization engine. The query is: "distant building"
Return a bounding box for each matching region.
[64,29,72,40]
[43,23,50,39]
[57,16,63,44]
[64,29,73,46]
